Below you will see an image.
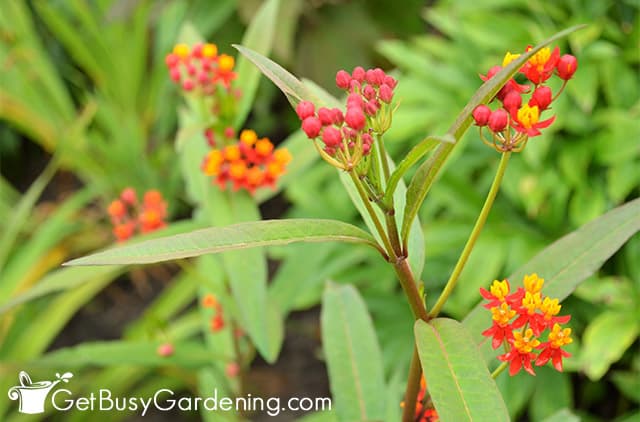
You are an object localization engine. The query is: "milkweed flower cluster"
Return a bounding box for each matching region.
[480,274,572,376]
[297,66,397,170]
[202,294,225,333]
[472,46,577,152]
[400,376,439,422]
[107,188,168,242]
[165,42,237,93]
[201,129,291,194]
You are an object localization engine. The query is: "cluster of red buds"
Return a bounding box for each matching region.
[201,129,291,194]
[472,46,578,152]
[107,188,168,242]
[297,66,397,170]
[400,376,439,422]
[202,294,226,332]
[165,43,237,93]
[480,273,572,376]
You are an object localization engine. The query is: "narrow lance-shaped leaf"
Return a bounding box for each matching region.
[321,284,386,422]
[233,44,315,108]
[400,25,587,245]
[463,198,640,358]
[64,219,381,266]
[415,318,509,422]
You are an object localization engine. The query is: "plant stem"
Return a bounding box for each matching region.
[348,170,395,260]
[491,361,509,378]
[402,348,423,422]
[428,152,511,318]
[377,134,391,184]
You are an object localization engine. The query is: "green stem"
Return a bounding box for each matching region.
[348,170,395,260]
[402,348,423,422]
[491,361,509,378]
[428,152,511,318]
[377,134,391,184]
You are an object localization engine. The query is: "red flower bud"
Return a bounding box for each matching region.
[363,85,376,100]
[317,107,333,125]
[322,126,342,147]
[204,128,216,147]
[556,54,578,80]
[186,64,197,76]
[379,84,394,103]
[224,127,235,139]
[165,54,179,67]
[366,68,385,86]
[488,109,509,132]
[157,343,174,357]
[121,187,137,205]
[383,75,397,89]
[503,91,522,113]
[345,107,366,130]
[347,93,364,108]
[331,108,344,125]
[472,105,492,126]
[529,86,553,110]
[182,79,195,91]
[301,117,322,138]
[336,70,351,89]
[361,133,373,146]
[169,68,181,82]
[296,101,315,120]
[352,66,365,83]
[364,100,379,116]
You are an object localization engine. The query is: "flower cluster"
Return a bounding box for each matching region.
[472,46,577,152]
[165,42,237,93]
[400,376,439,422]
[297,66,397,170]
[107,188,168,242]
[201,129,291,194]
[202,294,225,332]
[480,274,572,376]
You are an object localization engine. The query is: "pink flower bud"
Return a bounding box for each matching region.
[301,117,322,138]
[352,66,365,82]
[349,80,361,92]
[331,108,344,125]
[363,85,377,100]
[186,64,197,76]
[197,71,209,84]
[322,126,342,147]
[379,84,394,103]
[165,54,179,67]
[365,68,385,86]
[472,105,492,126]
[192,43,203,58]
[182,79,195,91]
[226,362,240,377]
[347,93,364,108]
[224,127,235,139]
[383,75,397,89]
[317,107,333,125]
[364,100,379,116]
[556,54,578,80]
[296,101,315,120]
[343,127,357,141]
[361,133,373,146]
[529,86,553,110]
[157,343,174,357]
[121,187,137,205]
[324,146,337,156]
[336,70,351,89]
[502,91,522,113]
[169,68,181,82]
[345,107,366,130]
[204,128,216,147]
[362,142,371,154]
[488,109,509,132]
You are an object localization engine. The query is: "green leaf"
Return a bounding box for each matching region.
[64,219,381,266]
[33,341,215,369]
[463,198,640,356]
[540,408,580,422]
[383,134,454,206]
[580,310,639,380]
[233,0,280,128]
[400,25,586,244]
[414,318,509,422]
[233,44,313,108]
[321,284,386,422]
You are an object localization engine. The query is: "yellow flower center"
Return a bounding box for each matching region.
[522,291,542,315]
[173,43,190,59]
[218,54,235,72]
[202,43,218,58]
[548,323,573,348]
[540,297,561,320]
[255,138,274,156]
[273,148,292,165]
[240,129,258,146]
[489,279,510,301]
[502,51,521,67]
[490,303,516,326]
[517,104,540,129]
[528,47,551,71]
[523,273,544,294]
[513,328,540,353]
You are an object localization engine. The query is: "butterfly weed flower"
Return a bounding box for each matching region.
[165,42,237,93]
[107,188,168,242]
[400,376,440,422]
[296,66,398,170]
[472,46,577,152]
[480,273,572,376]
[201,129,291,194]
